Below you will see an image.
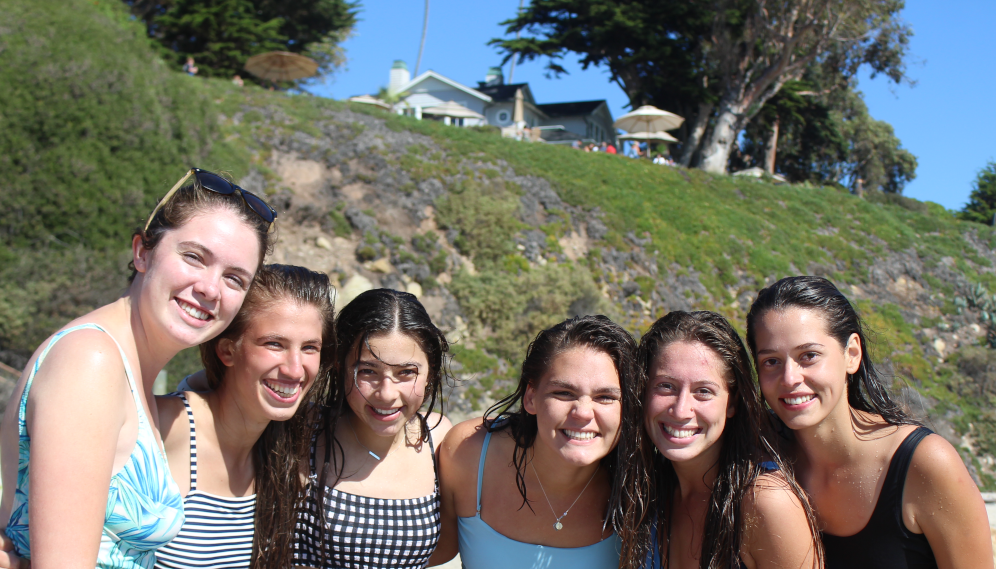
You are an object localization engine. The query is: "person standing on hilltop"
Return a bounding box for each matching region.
[746,276,992,569]
[432,315,638,568]
[182,57,198,76]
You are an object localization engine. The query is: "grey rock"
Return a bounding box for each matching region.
[344,207,378,233]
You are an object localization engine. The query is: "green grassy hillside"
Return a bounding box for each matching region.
[5,0,996,486]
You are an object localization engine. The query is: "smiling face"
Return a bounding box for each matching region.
[523,347,623,467]
[133,208,261,350]
[644,341,735,467]
[344,331,430,441]
[752,307,862,432]
[218,298,323,423]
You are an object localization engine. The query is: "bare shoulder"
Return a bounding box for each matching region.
[155,394,188,449]
[906,433,979,506]
[29,328,129,403]
[744,471,806,521]
[427,412,453,445]
[439,418,489,477]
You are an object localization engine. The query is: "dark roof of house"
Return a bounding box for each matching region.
[536,100,606,117]
[475,82,529,101]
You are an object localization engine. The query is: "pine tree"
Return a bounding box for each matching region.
[960,162,996,226]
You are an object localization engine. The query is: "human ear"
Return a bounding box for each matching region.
[132,234,150,274]
[216,338,237,367]
[523,382,538,415]
[844,333,862,374]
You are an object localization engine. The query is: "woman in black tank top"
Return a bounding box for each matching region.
[746,277,992,569]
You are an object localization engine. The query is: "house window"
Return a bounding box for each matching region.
[497,110,510,123]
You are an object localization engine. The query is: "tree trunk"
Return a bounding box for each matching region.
[678,101,713,167]
[698,100,743,173]
[764,117,779,174]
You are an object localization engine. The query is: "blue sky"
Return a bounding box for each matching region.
[307,0,995,211]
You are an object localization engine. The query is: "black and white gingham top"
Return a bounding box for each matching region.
[293,435,441,568]
[155,393,256,569]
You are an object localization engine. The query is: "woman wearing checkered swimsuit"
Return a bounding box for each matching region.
[294,431,441,568]
[293,289,453,569]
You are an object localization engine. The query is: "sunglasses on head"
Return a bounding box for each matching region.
[144,168,278,233]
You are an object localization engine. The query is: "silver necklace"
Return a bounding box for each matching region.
[348,417,395,461]
[529,461,599,531]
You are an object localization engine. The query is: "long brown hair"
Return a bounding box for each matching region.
[200,264,335,568]
[484,314,642,522]
[619,310,822,569]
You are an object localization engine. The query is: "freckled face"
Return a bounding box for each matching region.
[134,208,260,349]
[219,299,323,424]
[753,307,861,432]
[344,331,430,441]
[644,341,734,467]
[524,348,623,467]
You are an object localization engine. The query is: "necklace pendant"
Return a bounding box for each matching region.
[554,521,563,531]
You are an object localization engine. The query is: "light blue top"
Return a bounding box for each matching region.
[457,430,621,569]
[7,324,185,568]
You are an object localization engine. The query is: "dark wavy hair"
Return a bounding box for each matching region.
[199,264,335,568]
[310,288,449,562]
[129,177,274,282]
[484,314,641,525]
[745,275,918,427]
[619,310,821,569]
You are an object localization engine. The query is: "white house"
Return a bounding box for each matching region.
[352,61,617,145]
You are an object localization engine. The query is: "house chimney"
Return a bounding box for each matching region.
[484,66,504,86]
[389,60,410,95]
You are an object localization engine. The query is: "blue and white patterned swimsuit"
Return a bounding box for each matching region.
[7,323,185,568]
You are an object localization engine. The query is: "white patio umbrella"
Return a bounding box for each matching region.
[613,105,684,134]
[618,131,679,144]
[347,94,391,110]
[421,100,484,119]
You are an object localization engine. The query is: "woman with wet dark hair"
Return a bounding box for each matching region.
[619,310,820,569]
[433,315,639,568]
[746,276,991,569]
[295,288,452,569]
[0,168,274,567]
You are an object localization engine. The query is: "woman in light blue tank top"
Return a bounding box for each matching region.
[434,315,640,569]
[0,168,275,568]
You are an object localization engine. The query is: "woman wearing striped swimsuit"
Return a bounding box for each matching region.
[155,264,335,568]
[294,289,452,569]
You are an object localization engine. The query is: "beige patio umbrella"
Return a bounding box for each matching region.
[613,105,684,134]
[421,100,484,119]
[618,130,680,144]
[244,51,318,82]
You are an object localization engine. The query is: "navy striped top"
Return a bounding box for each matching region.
[156,393,257,569]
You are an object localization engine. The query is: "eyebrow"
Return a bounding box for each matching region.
[547,378,622,396]
[653,374,722,389]
[355,358,420,369]
[756,342,825,356]
[259,333,322,345]
[178,241,255,282]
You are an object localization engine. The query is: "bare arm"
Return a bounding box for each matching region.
[427,419,482,566]
[906,435,993,569]
[741,473,818,569]
[25,331,130,568]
